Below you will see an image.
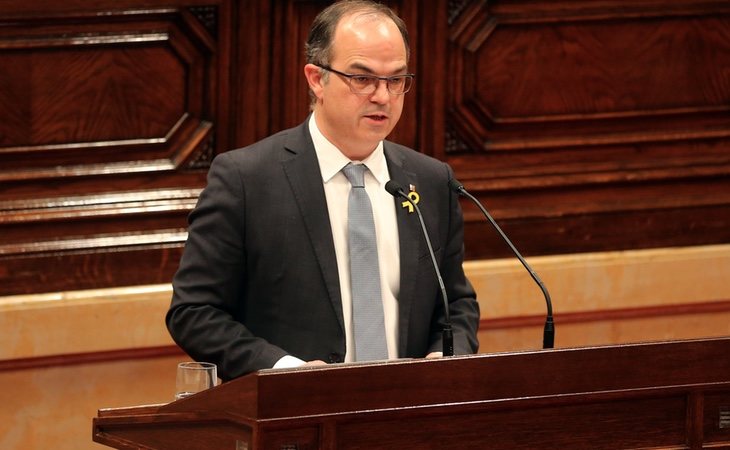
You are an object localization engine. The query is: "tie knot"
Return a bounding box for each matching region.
[342,163,368,188]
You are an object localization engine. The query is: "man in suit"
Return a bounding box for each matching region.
[166,0,480,381]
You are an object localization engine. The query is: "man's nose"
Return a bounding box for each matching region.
[370,79,391,102]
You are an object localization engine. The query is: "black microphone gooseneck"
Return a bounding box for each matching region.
[448,179,555,349]
[385,180,454,357]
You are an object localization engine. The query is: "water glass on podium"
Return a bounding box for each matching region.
[175,361,217,400]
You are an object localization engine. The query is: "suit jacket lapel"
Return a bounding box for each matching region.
[280,122,345,335]
[384,143,421,357]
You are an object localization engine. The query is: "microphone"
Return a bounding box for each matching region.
[448,179,555,349]
[385,180,454,357]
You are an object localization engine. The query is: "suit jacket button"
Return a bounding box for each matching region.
[328,353,343,363]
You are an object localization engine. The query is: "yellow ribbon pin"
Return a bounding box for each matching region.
[401,190,420,213]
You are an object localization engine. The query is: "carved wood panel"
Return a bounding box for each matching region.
[435,0,730,258]
[0,1,230,295]
[1,0,729,295]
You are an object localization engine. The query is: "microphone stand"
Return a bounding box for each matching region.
[385,181,454,356]
[450,180,554,349]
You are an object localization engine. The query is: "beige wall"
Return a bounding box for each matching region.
[1,244,729,449]
[471,244,730,352]
[0,285,183,449]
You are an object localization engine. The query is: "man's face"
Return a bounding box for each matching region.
[307,13,409,160]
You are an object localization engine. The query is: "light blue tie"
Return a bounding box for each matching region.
[342,163,388,361]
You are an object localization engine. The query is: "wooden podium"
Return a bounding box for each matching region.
[93,337,730,449]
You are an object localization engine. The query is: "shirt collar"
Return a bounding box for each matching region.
[309,114,388,185]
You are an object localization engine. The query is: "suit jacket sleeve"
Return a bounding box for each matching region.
[166,152,288,379]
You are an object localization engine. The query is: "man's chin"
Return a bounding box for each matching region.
[361,125,394,141]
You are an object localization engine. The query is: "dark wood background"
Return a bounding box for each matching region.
[1,0,729,296]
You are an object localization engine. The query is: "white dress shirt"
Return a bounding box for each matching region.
[274,115,401,368]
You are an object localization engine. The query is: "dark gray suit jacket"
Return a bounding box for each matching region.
[166,120,480,380]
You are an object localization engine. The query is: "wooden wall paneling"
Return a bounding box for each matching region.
[384,0,419,149]
[2,0,729,294]
[0,9,223,174]
[441,0,730,258]
[269,0,329,135]
[0,1,232,295]
[232,0,272,147]
[416,0,448,159]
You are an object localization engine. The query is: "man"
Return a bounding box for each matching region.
[166,0,479,381]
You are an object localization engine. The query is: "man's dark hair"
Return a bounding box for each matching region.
[305,0,410,66]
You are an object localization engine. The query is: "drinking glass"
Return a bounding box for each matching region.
[175,361,217,400]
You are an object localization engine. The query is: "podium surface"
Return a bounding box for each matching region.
[93,337,730,449]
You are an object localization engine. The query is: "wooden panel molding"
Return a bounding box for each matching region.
[434,0,730,257]
[0,1,231,295]
[0,11,221,177]
[1,0,729,294]
[448,1,730,153]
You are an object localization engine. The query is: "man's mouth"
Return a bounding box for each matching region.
[365,114,388,122]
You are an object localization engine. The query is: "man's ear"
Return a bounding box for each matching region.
[304,64,325,100]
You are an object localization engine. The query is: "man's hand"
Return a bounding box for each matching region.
[303,360,328,367]
[426,352,443,359]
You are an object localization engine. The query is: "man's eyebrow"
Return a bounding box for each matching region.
[347,62,409,75]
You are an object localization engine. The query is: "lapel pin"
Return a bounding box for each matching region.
[401,185,420,213]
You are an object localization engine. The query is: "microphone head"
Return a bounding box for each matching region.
[385,180,406,197]
[448,178,465,194]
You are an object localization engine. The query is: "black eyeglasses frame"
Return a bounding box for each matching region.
[315,64,415,95]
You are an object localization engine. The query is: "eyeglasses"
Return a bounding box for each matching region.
[316,64,415,95]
